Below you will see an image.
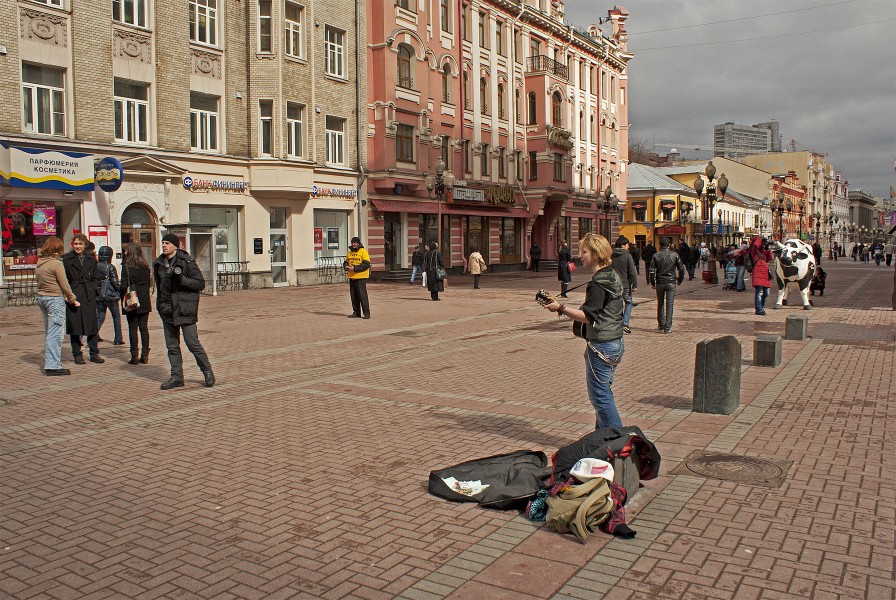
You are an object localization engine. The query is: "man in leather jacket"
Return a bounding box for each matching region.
[647,237,685,334]
[152,233,214,390]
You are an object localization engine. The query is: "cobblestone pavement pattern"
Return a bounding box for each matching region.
[1,261,893,600]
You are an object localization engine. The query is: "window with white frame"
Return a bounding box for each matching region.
[113,0,147,28]
[396,124,414,163]
[22,64,66,136]
[34,0,62,6]
[258,0,273,53]
[498,147,505,178]
[259,99,273,155]
[113,79,149,144]
[190,92,219,152]
[286,102,304,157]
[441,64,451,103]
[440,0,450,33]
[397,44,414,89]
[324,26,345,78]
[285,2,305,58]
[480,143,489,176]
[189,0,218,46]
[478,12,488,48]
[325,115,345,165]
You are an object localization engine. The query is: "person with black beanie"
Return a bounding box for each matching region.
[344,236,372,317]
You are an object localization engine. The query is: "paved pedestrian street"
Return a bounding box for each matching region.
[1,262,894,600]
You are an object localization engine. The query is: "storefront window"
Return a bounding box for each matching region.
[499,217,521,263]
[464,216,488,257]
[2,200,81,272]
[314,209,349,259]
[189,205,239,263]
[578,218,592,237]
[419,214,451,263]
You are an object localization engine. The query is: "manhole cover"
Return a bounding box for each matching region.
[390,330,422,337]
[671,451,792,488]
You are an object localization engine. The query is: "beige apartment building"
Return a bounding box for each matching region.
[1,0,366,302]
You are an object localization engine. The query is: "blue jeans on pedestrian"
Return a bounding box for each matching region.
[37,296,66,370]
[735,265,746,291]
[584,337,624,430]
[754,286,769,312]
[410,265,422,283]
[97,300,123,344]
[622,288,633,326]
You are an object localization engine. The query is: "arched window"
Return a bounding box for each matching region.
[463,72,470,109]
[551,91,562,127]
[527,92,537,125]
[515,89,521,124]
[497,83,505,119]
[397,44,413,89]
[479,77,488,115]
[441,64,451,103]
[579,110,585,138]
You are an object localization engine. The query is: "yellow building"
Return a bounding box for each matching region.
[622,163,699,249]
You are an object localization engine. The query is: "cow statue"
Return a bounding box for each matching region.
[771,239,816,310]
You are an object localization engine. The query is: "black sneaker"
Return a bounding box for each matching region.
[73,355,86,365]
[45,368,71,376]
[623,325,632,334]
[362,315,370,319]
[160,378,184,390]
[202,370,215,388]
[348,313,360,318]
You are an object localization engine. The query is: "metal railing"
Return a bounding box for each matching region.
[525,55,568,79]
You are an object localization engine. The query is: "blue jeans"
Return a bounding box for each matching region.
[754,286,769,312]
[622,288,633,326]
[410,265,422,283]
[97,300,123,344]
[584,338,624,430]
[37,296,66,370]
[735,265,746,291]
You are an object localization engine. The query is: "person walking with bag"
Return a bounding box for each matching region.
[465,248,487,289]
[343,236,371,319]
[153,233,214,390]
[543,233,625,430]
[611,236,637,334]
[558,240,573,297]
[35,237,79,376]
[410,244,424,285]
[748,236,774,315]
[120,242,153,365]
[424,241,445,301]
[95,245,125,346]
[63,233,104,365]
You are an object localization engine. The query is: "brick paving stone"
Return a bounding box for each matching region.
[1,263,893,599]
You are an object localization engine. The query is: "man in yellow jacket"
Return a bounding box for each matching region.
[343,236,372,319]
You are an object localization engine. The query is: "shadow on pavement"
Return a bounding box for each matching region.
[432,411,585,450]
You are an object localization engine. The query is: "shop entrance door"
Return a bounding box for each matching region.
[120,204,157,263]
[270,208,288,287]
[383,213,401,270]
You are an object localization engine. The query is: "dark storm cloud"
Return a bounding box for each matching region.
[565,0,896,196]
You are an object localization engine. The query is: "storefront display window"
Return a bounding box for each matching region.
[499,217,521,263]
[314,209,348,259]
[464,216,488,257]
[578,218,593,237]
[2,200,81,274]
[189,205,240,263]
[420,214,451,263]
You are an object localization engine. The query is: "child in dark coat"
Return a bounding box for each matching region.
[809,266,826,296]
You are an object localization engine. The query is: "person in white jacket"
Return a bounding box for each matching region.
[465,249,488,289]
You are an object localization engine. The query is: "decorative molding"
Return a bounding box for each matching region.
[191,48,222,79]
[20,8,68,47]
[113,28,152,63]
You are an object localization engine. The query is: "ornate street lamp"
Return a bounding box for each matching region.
[425,157,456,251]
[597,185,618,239]
[797,198,806,238]
[679,200,693,243]
[771,190,787,240]
[693,161,727,283]
[814,211,822,242]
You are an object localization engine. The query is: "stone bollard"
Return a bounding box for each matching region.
[693,335,741,415]
[754,335,783,367]
[785,315,809,340]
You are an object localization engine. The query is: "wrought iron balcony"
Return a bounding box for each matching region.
[525,55,568,79]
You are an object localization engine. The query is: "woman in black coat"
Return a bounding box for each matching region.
[557,241,572,297]
[119,242,153,365]
[424,241,445,301]
[62,233,103,364]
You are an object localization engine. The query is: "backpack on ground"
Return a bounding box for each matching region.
[545,476,614,544]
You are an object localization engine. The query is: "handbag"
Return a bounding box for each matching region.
[435,266,448,282]
[123,267,140,312]
[567,261,577,274]
[98,264,120,303]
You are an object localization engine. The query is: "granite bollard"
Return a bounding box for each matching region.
[693,335,741,415]
[785,314,809,340]
[754,335,783,367]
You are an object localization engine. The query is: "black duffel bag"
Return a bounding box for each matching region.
[428,450,551,510]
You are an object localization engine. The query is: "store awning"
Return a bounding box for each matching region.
[370,198,530,218]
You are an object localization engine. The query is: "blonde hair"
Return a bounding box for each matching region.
[579,233,613,270]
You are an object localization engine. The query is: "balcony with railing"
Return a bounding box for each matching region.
[525,55,568,80]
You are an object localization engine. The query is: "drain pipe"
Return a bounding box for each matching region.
[355,0,366,238]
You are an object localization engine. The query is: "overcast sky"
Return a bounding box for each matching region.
[565,0,896,198]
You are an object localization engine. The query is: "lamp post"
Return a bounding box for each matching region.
[693,161,728,283]
[796,198,805,239]
[424,157,455,252]
[771,190,787,241]
[597,185,618,239]
[680,200,693,243]
[814,211,821,243]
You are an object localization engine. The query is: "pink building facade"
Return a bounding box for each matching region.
[365,0,631,275]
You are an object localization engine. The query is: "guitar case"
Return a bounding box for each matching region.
[549,426,661,502]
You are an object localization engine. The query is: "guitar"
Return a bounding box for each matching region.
[535,289,587,339]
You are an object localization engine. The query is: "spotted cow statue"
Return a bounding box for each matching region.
[771,239,816,310]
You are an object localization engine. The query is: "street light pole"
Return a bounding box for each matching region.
[425,157,456,252]
[598,185,619,239]
[692,161,728,284]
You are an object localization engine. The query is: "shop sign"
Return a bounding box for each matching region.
[486,185,515,205]
[703,224,724,234]
[312,185,357,199]
[95,157,124,192]
[657,225,684,235]
[88,225,108,250]
[254,238,264,254]
[0,143,94,191]
[313,228,323,251]
[327,228,340,249]
[182,175,249,192]
[32,203,57,235]
[547,127,574,150]
[879,211,896,226]
[572,201,593,209]
[451,187,485,203]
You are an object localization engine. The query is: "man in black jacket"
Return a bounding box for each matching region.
[641,242,656,276]
[152,233,214,390]
[648,237,685,334]
[611,236,638,334]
